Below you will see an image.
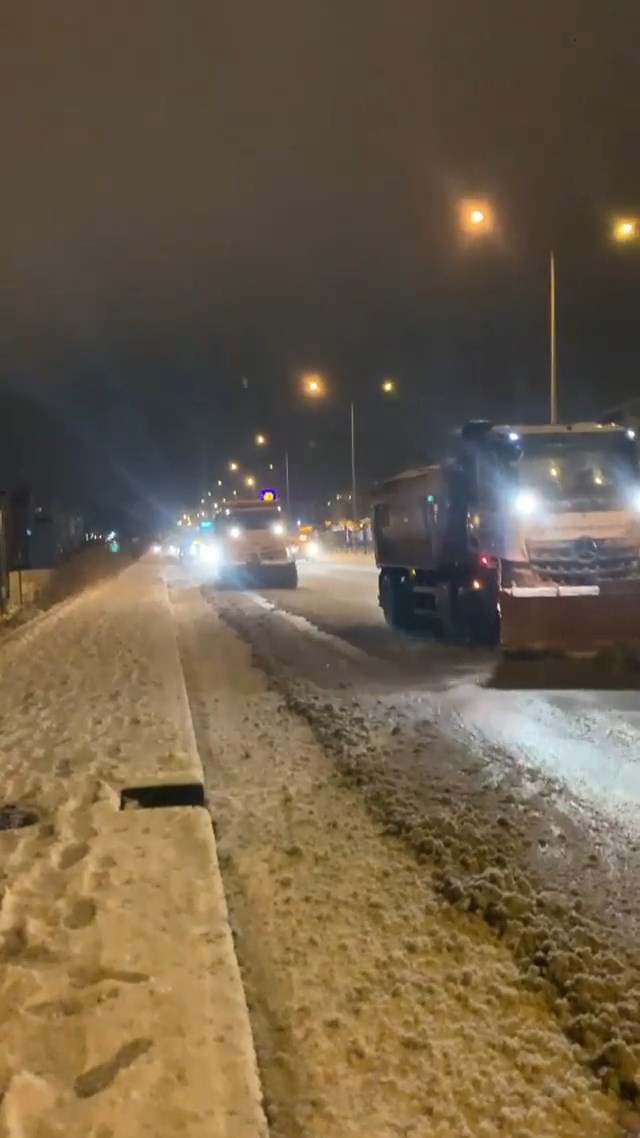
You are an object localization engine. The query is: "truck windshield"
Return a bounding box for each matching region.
[508,432,639,510]
[220,508,283,530]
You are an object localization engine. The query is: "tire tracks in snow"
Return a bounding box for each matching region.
[207,587,640,1128]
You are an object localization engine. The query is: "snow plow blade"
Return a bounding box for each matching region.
[500,585,640,658]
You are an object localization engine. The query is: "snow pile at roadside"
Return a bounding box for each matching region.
[184,587,623,1137]
[214,592,640,1127]
[0,562,266,1137]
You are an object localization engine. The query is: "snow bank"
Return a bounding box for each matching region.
[0,561,266,1137]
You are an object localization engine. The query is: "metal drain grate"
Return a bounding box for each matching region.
[0,805,39,831]
[120,783,206,810]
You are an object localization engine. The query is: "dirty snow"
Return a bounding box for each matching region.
[201,562,640,1131]
[0,561,266,1137]
[174,577,627,1137]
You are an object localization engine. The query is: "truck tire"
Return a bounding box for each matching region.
[380,571,415,631]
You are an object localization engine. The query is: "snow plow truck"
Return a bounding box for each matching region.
[372,420,640,655]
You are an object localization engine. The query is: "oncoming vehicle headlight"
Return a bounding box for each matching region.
[271,522,285,536]
[200,543,220,564]
[151,543,161,555]
[631,488,640,512]
[229,526,241,539]
[512,489,539,517]
[189,541,200,557]
[166,544,179,557]
[306,540,319,558]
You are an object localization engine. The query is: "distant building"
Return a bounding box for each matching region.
[327,490,371,526]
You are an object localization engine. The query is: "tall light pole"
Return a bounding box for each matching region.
[301,373,395,523]
[350,400,357,522]
[350,380,396,521]
[458,199,562,422]
[549,250,557,424]
[284,451,291,514]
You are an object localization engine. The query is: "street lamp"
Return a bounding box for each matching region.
[458,199,494,236]
[301,375,396,523]
[613,218,639,243]
[302,373,325,398]
[245,475,256,488]
[255,433,267,446]
[457,198,557,422]
[228,461,239,472]
[349,378,398,521]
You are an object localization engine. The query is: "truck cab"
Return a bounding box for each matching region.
[372,421,640,645]
[213,500,298,588]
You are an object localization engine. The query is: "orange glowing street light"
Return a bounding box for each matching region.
[228,460,239,472]
[458,198,495,237]
[381,378,397,394]
[245,475,256,488]
[255,433,267,446]
[613,217,639,242]
[302,373,326,397]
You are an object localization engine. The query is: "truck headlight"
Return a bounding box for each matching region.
[229,527,241,539]
[512,489,539,517]
[271,522,285,535]
[307,540,319,558]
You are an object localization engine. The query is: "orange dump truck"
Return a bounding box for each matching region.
[371,420,640,655]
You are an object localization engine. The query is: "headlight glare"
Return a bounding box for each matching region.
[512,489,539,517]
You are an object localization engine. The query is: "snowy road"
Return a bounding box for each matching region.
[193,556,640,1131]
[173,575,629,1137]
[248,558,640,829]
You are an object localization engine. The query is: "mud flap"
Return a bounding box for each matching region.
[499,585,640,658]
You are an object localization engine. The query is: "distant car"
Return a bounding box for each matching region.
[151,538,181,560]
[292,527,320,560]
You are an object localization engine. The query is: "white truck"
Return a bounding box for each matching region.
[372,420,640,653]
[210,500,298,589]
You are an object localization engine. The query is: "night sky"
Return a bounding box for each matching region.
[1,2,639,522]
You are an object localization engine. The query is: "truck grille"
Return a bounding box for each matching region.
[527,538,640,586]
[255,547,283,562]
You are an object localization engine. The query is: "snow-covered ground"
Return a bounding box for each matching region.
[174,579,625,1137]
[247,559,640,830]
[183,556,640,1133]
[3,551,639,1135]
[0,562,266,1137]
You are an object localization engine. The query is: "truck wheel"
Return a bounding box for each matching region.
[380,571,415,631]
